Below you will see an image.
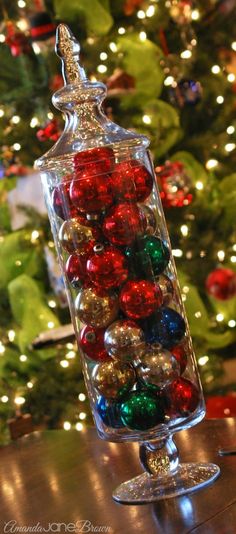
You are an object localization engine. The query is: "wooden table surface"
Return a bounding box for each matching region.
[0,419,236,534]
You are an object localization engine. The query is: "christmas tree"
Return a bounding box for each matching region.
[0,0,236,442]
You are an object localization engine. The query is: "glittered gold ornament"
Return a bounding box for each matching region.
[75,287,119,328]
[104,320,146,362]
[59,217,99,255]
[92,360,136,399]
[137,345,180,388]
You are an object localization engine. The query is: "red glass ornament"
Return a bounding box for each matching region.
[120,280,162,319]
[74,147,115,174]
[79,325,110,362]
[52,183,80,220]
[87,245,128,289]
[166,378,199,416]
[111,160,153,202]
[37,119,61,142]
[155,161,193,208]
[206,268,236,301]
[65,254,89,287]
[5,22,31,57]
[103,202,144,246]
[70,170,113,213]
[171,344,188,374]
[206,395,236,418]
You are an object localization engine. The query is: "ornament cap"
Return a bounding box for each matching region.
[55,23,86,85]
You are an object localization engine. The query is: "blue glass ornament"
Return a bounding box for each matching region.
[142,307,186,349]
[170,79,202,107]
[96,395,124,428]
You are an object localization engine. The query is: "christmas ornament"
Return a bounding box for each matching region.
[52,184,79,220]
[155,274,174,305]
[166,378,199,417]
[169,0,193,25]
[37,119,61,142]
[96,396,124,428]
[70,169,113,214]
[155,161,193,208]
[124,0,144,16]
[139,205,157,235]
[79,325,110,362]
[145,307,186,348]
[103,202,144,246]
[171,343,188,374]
[59,218,100,255]
[86,245,128,289]
[111,160,153,203]
[37,25,219,503]
[120,391,165,430]
[170,79,202,108]
[206,268,236,300]
[120,280,162,320]
[104,320,146,362]
[29,11,56,42]
[92,360,136,399]
[50,74,64,91]
[206,395,236,419]
[5,22,31,57]
[125,236,170,278]
[65,254,88,288]
[137,345,180,388]
[75,287,119,328]
[74,147,115,175]
[107,69,135,94]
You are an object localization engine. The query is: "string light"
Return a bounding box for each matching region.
[164,76,174,86]
[18,0,26,7]
[225,143,235,152]
[216,313,224,322]
[118,27,126,34]
[137,10,146,19]
[100,52,107,61]
[195,181,204,190]
[47,321,55,329]
[142,114,151,124]
[31,229,40,242]
[12,115,20,124]
[66,350,76,359]
[180,224,189,237]
[182,286,189,294]
[231,42,236,51]
[198,356,209,366]
[17,19,28,31]
[97,65,107,74]
[15,260,22,266]
[63,421,71,430]
[79,412,86,420]
[13,143,21,151]
[139,31,147,42]
[191,9,200,20]
[146,5,155,17]
[14,396,25,405]
[227,126,235,135]
[75,422,84,431]
[8,330,15,342]
[195,311,202,318]
[30,117,39,128]
[27,382,33,389]
[233,245,236,251]
[0,34,5,43]
[217,250,225,261]
[230,255,236,263]
[1,395,9,403]
[48,300,56,308]
[172,249,183,257]
[211,65,220,74]
[180,50,192,59]
[228,320,236,328]
[109,42,117,53]
[216,96,224,104]
[0,109,4,117]
[0,343,5,355]
[66,343,74,350]
[227,73,235,83]
[47,112,54,120]
[19,354,27,362]
[32,43,41,55]
[206,159,218,170]
[60,360,69,368]
[78,393,86,402]
[200,250,206,258]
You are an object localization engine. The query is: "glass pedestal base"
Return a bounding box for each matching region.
[112,463,220,504]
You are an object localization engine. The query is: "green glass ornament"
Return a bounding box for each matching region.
[120,390,165,430]
[125,236,170,278]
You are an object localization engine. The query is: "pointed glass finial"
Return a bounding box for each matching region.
[55,23,86,85]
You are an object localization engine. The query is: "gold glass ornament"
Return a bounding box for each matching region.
[92,359,136,399]
[75,287,119,328]
[104,320,146,362]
